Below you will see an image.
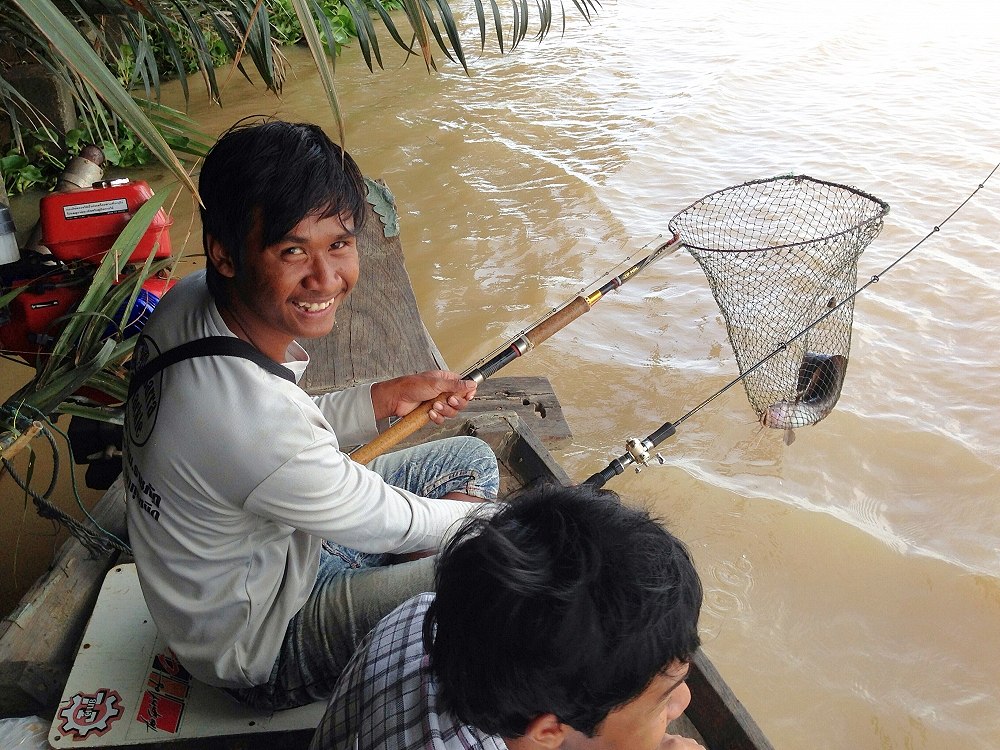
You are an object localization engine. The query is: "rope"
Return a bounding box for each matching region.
[1,403,131,557]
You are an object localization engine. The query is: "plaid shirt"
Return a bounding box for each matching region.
[309,593,508,750]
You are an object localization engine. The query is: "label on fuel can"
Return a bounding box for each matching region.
[63,198,129,220]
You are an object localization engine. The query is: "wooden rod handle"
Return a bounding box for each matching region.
[348,397,441,465]
[523,296,591,346]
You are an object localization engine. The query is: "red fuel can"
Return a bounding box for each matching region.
[40,179,173,264]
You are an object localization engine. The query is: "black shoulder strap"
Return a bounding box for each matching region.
[127,336,295,400]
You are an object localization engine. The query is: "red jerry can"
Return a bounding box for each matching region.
[40,179,173,265]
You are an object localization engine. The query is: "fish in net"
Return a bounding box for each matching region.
[669,175,889,433]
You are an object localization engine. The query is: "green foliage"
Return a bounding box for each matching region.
[1,0,409,195]
[2,100,210,197]
[2,121,151,196]
[117,16,231,84]
[2,192,175,428]
[270,0,356,53]
[112,0,404,87]
[0,154,46,194]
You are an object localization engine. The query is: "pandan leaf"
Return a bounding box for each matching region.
[364,177,399,238]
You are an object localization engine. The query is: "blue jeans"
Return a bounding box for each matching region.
[227,436,498,710]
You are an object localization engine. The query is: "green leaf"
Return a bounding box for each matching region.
[340,0,382,71]
[55,400,125,426]
[24,339,117,416]
[288,0,345,143]
[0,284,30,311]
[365,177,400,237]
[431,0,468,72]
[1,155,29,171]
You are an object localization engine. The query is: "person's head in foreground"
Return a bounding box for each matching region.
[427,482,704,750]
[198,118,367,360]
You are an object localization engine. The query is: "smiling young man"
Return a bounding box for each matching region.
[124,120,499,710]
[310,483,706,750]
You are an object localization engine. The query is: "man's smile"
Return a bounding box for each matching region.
[293,298,336,313]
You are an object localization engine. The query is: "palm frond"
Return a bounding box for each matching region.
[288,0,345,141]
[429,0,469,72]
[134,99,212,157]
[399,0,435,70]
[366,1,420,62]
[339,0,384,72]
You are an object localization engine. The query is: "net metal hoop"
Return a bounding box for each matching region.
[669,174,890,430]
[669,174,889,254]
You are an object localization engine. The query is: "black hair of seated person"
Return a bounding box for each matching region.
[424,481,703,738]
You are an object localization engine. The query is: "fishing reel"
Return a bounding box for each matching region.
[625,437,665,472]
[584,423,676,488]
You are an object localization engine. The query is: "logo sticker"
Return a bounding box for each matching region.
[136,648,191,733]
[56,689,123,739]
[136,691,185,733]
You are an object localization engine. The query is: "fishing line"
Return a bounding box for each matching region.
[0,401,130,555]
[585,162,1000,487]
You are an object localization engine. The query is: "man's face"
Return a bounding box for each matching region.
[564,662,692,750]
[216,211,359,360]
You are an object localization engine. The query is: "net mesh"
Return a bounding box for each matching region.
[669,175,889,429]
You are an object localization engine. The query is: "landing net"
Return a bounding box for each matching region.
[669,175,889,429]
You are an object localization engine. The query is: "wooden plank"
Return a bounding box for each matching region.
[299,181,446,392]
[686,651,775,750]
[0,482,126,717]
[456,411,573,496]
[454,376,571,448]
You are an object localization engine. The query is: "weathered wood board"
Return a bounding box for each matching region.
[0,483,127,717]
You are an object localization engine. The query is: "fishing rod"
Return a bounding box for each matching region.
[348,232,682,465]
[585,164,999,488]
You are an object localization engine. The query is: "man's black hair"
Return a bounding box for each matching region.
[424,482,703,738]
[198,118,367,305]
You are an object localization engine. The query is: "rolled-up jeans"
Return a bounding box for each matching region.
[227,435,499,710]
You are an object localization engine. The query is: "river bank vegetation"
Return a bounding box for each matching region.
[3,0,598,196]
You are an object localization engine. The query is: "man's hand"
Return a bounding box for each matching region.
[371,371,478,425]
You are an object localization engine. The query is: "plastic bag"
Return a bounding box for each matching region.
[0,716,50,749]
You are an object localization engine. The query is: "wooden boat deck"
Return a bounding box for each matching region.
[0,183,773,749]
